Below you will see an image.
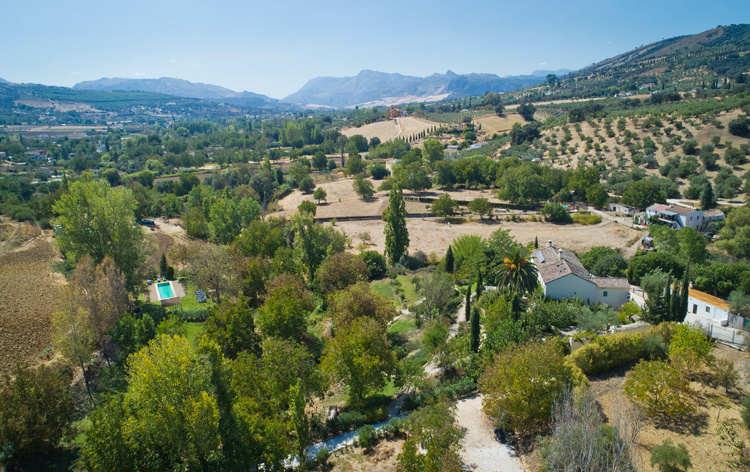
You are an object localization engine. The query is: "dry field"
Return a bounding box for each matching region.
[334,218,642,259]
[342,120,400,142]
[341,117,439,144]
[0,221,63,373]
[474,114,525,136]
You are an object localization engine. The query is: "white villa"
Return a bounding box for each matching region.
[533,240,630,309]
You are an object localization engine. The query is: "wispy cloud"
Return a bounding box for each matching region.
[171,59,175,63]
[539,62,547,66]
[605,41,612,44]
[192,64,200,68]
[71,71,80,74]
[133,73,145,76]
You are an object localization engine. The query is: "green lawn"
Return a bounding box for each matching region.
[185,322,206,348]
[388,318,417,336]
[371,275,419,308]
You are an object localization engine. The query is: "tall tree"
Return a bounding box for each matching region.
[444,245,454,274]
[476,269,483,300]
[53,179,145,291]
[700,182,716,210]
[465,288,471,325]
[289,380,310,466]
[470,306,480,354]
[384,185,409,265]
[52,288,95,403]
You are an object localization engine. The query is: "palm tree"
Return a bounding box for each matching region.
[492,245,539,295]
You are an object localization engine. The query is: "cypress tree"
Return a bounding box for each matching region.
[465,287,471,324]
[384,185,409,265]
[510,291,521,321]
[700,182,715,210]
[680,264,690,322]
[476,269,483,300]
[445,245,454,274]
[535,236,539,249]
[159,253,168,277]
[470,306,480,353]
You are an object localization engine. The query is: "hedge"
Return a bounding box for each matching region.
[402,377,478,411]
[567,332,646,376]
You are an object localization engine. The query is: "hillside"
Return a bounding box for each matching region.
[283,69,545,108]
[0,78,8,84]
[504,24,750,104]
[0,82,253,122]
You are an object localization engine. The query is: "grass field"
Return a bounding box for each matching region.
[184,322,206,348]
[371,275,419,308]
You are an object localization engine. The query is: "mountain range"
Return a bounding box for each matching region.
[283,69,572,108]
[0,78,8,84]
[74,77,300,110]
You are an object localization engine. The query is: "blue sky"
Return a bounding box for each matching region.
[1,0,749,99]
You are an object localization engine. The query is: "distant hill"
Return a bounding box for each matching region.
[283,69,547,108]
[74,77,301,110]
[0,78,8,84]
[0,82,253,120]
[530,69,573,77]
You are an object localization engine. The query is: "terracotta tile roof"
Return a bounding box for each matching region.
[533,245,629,289]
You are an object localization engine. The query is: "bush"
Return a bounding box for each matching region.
[166,265,175,280]
[650,439,692,472]
[403,377,478,411]
[540,203,572,223]
[567,332,646,375]
[315,447,330,465]
[179,309,209,322]
[644,334,669,360]
[741,395,750,430]
[334,410,365,432]
[624,360,695,416]
[363,405,388,424]
[359,250,386,278]
[357,425,377,448]
[571,213,602,225]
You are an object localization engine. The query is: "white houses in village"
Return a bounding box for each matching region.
[533,240,630,309]
[684,287,746,330]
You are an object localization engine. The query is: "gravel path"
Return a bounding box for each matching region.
[456,395,523,472]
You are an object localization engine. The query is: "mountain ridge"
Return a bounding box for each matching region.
[283,69,551,108]
[74,77,301,110]
[0,78,8,84]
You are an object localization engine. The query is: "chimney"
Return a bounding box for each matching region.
[547,239,552,247]
[558,249,563,260]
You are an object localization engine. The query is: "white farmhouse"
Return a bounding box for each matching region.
[643,204,705,230]
[533,240,630,309]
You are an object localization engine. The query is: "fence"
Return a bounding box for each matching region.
[706,324,746,346]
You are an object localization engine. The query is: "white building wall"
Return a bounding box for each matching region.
[544,275,597,306]
[595,287,629,310]
[687,295,729,322]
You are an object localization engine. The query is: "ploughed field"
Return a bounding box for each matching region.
[0,222,62,373]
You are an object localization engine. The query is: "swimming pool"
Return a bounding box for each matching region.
[157,282,174,299]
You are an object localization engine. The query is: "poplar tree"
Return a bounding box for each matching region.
[476,269,483,300]
[465,287,471,324]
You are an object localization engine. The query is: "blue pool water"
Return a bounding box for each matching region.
[157,282,174,299]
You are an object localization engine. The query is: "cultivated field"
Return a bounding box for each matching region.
[0,221,63,373]
[340,116,440,144]
[342,120,400,142]
[474,114,525,136]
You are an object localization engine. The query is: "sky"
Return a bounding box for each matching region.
[2,0,749,99]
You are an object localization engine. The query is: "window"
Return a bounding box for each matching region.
[603,291,608,297]
[693,304,698,314]
[706,306,711,313]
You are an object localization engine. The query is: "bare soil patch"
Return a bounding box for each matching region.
[0,222,63,373]
[334,218,642,259]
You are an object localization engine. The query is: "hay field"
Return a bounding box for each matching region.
[475,114,525,136]
[399,117,439,138]
[342,120,400,141]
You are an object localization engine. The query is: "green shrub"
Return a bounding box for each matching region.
[334,410,365,432]
[403,377,478,411]
[166,265,175,280]
[357,425,377,448]
[363,405,388,424]
[315,447,330,465]
[571,213,602,225]
[741,395,750,430]
[650,439,692,472]
[644,334,669,360]
[179,309,209,322]
[568,332,646,375]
